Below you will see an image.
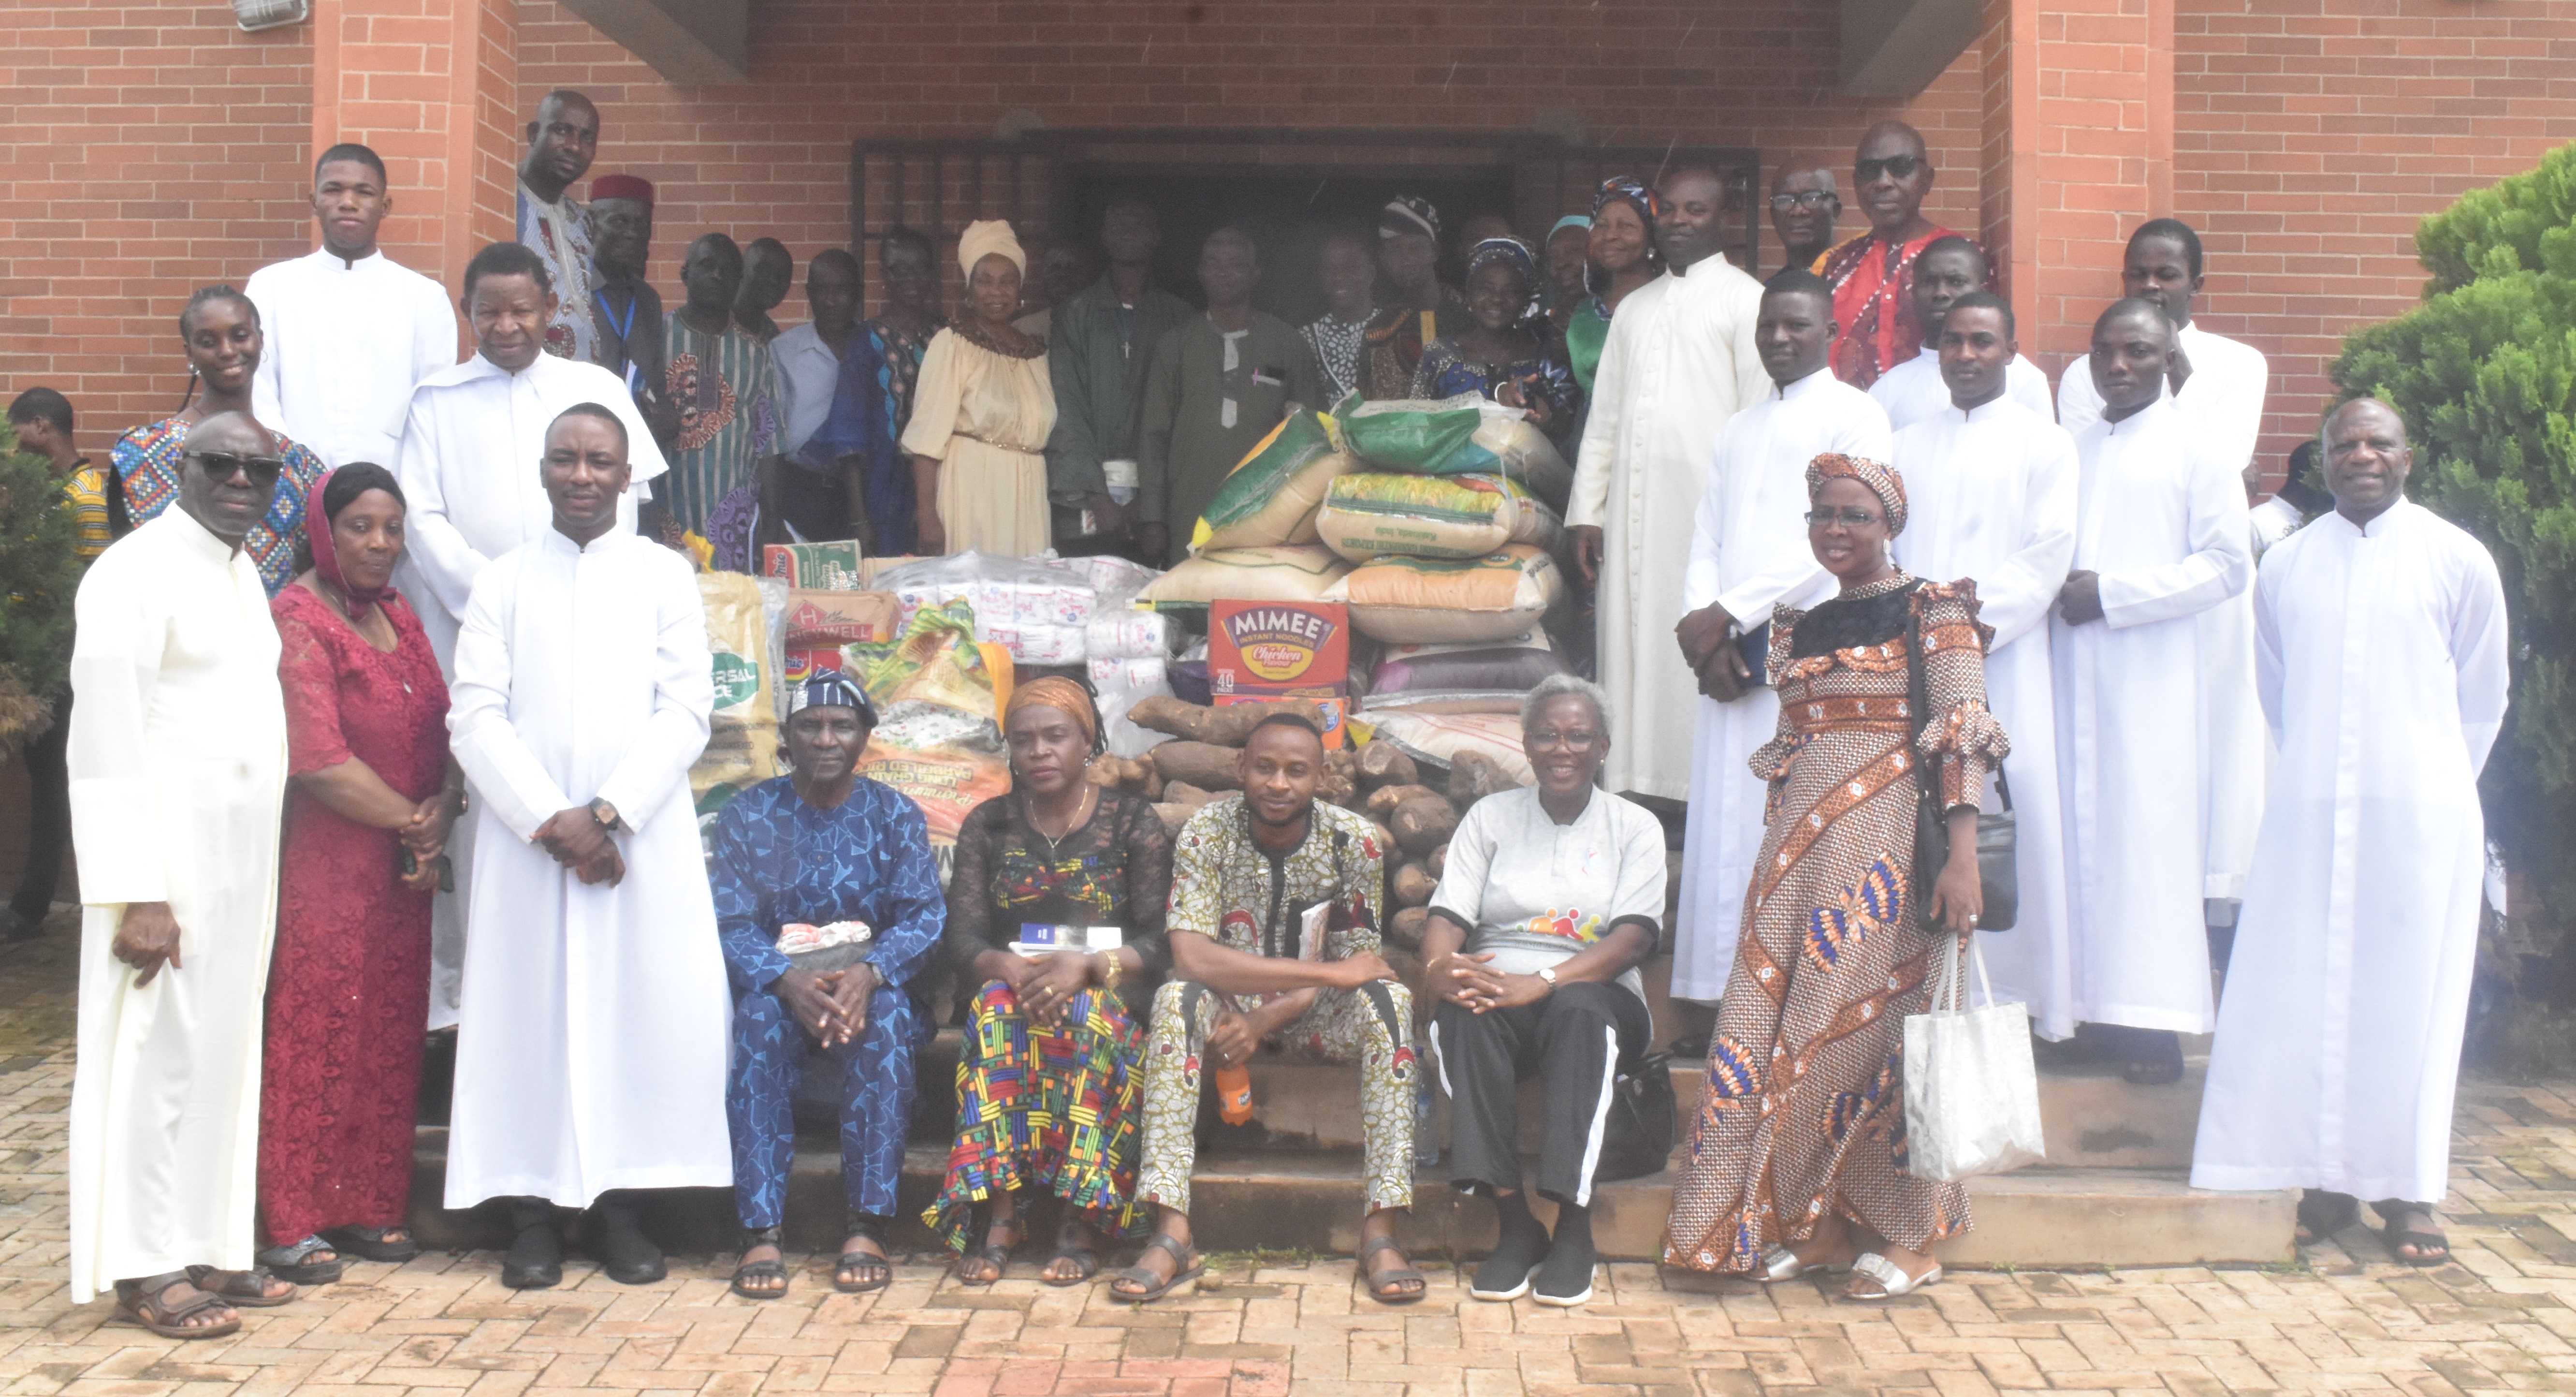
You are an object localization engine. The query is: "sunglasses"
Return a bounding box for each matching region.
[1805,508,1885,529]
[1855,154,1926,183]
[1770,191,1838,212]
[186,451,287,486]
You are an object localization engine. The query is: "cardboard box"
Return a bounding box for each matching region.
[1209,599,1351,748]
[783,589,900,646]
[763,541,866,591]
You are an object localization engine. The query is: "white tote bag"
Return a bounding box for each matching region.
[1903,935,2046,1182]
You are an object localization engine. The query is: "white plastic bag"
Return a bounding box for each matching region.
[1902,936,2046,1183]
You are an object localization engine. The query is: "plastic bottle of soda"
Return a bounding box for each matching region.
[1215,1062,1254,1125]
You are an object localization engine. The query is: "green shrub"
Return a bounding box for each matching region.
[0,419,82,746]
[2335,148,2576,1034]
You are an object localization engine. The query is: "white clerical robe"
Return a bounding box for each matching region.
[391,350,670,1028]
[64,510,286,1302]
[246,247,459,468]
[2191,500,2507,1203]
[443,528,731,1208]
[1867,346,2054,432]
[2052,396,2253,1033]
[2250,494,2303,560]
[2059,322,2272,902]
[1892,398,2081,1038]
[1672,369,1892,1000]
[1568,256,1770,799]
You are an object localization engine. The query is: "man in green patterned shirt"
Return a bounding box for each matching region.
[1111,714,1428,1307]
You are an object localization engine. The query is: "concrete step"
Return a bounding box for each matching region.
[404,1129,2291,1269]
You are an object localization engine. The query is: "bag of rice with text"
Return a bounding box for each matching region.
[1322,544,1566,646]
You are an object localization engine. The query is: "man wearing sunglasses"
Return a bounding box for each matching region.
[1816,121,1987,390]
[64,411,301,1332]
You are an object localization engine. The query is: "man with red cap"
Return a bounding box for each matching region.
[585,174,670,442]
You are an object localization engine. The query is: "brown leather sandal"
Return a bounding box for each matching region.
[112,1273,242,1339]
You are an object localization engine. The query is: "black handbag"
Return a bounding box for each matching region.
[1592,1050,1678,1183]
[1904,590,2020,931]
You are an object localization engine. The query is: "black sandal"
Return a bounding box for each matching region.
[2295,1190,2360,1247]
[252,1235,344,1286]
[953,1199,1020,1287]
[2373,1200,2450,1267]
[732,1226,790,1300]
[112,1273,241,1340]
[322,1224,420,1264]
[1108,1233,1204,1304]
[1356,1234,1427,1307]
[837,1211,893,1294]
[1042,1220,1102,1288]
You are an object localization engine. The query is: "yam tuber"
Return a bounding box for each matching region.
[1386,906,1430,953]
[1365,782,1442,823]
[1391,861,1435,908]
[1427,843,1447,879]
[1127,694,1329,748]
[1147,741,1245,792]
[1355,741,1420,791]
[1151,803,1194,834]
[1450,750,1519,809]
[1161,780,1221,808]
[1391,794,1461,855]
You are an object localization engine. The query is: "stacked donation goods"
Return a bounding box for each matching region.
[688,571,789,855]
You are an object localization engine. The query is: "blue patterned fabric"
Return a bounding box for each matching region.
[797,316,942,556]
[710,775,946,1223]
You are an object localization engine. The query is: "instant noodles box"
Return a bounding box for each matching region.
[1209,599,1350,748]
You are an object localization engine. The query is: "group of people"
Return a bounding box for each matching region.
[10,88,2512,1332]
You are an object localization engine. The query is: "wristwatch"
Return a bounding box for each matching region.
[589,797,624,832]
[1536,965,1559,988]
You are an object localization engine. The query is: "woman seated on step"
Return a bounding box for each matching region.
[1421,673,1668,1309]
[929,678,1173,1286]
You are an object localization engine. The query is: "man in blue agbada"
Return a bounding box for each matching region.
[710,670,943,1300]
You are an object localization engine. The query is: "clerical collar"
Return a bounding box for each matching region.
[2330,498,2411,538]
[322,247,382,272]
[1772,366,1831,400]
[2102,392,2173,434]
[1954,393,2014,423]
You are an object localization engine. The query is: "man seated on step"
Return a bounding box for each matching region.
[1114,714,1426,1306]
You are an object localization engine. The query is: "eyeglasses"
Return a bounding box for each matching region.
[1769,191,1838,211]
[1526,727,1602,752]
[186,451,287,487]
[1805,508,1884,529]
[1855,154,1926,183]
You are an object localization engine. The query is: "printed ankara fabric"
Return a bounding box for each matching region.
[1662,576,2007,1273]
[1815,228,1981,390]
[661,315,781,538]
[929,983,1145,1252]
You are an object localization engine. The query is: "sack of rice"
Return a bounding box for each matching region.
[1138,545,1351,611]
[1365,710,1536,787]
[1322,545,1566,646]
[1190,411,1364,553]
[1362,634,1570,715]
[1336,395,1573,510]
[1315,472,1556,563]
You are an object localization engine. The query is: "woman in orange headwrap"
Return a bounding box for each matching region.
[928,677,1173,1285]
[900,220,1057,557]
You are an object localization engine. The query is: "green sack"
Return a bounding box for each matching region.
[1336,394,1503,476]
[1191,410,1359,552]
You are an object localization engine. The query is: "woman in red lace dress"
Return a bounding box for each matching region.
[257,463,460,1283]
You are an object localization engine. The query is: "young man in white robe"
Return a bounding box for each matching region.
[1864,238,2052,431]
[1566,162,1770,802]
[391,241,668,1028]
[443,402,730,1289]
[2191,399,2508,1268]
[66,412,300,1330]
[2054,221,2270,931]
[1670,270,1892,1024]
[245,143,457,470]
[2051,298,2254,1084]
[1889,293,2081,1039]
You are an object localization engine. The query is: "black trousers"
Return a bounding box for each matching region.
[1432,979,1651,1207]
[10,694,69,923]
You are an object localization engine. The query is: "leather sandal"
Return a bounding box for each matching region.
[1108,1233,1204,1304]
[2373,1201,2450,1267]
[953,1200,1020,1287]
[731,1226,789,1300]
[322,1225,420,1264]
[837,1212,893,1294]
[2295,1190,2360,1247]
[253,1235,344,1286]
[184,1265,298,1308]
[1356,1234,1427,1306]
[1042,1221,1101,1288]
[112,1273,241,1339]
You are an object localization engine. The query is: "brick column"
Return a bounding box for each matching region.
[1977,0,2172,375]
[309,0,519,305]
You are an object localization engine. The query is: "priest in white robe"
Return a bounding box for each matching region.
[246,143,457,469]
[444,402,730,1289]
[2051,299,2253,1081]
[1889,293,2081,1039]
[2052,221,2270,913]
[1672,270,1892,1004]
[66,413,297,1323]
[1567,162,1770,801]
[2191,399,2507,1266]
[1862,236,2052,431]
[392,241,668,1029]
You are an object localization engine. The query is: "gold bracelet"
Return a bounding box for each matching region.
[1098,950,1122,991]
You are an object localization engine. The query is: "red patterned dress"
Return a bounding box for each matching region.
[258,583,451,1246]
[1663,575,2006,1273]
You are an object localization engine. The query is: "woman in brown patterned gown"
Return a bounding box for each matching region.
[1661,453,2004,1301]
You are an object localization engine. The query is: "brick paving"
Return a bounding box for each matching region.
[5,919,2576,1395]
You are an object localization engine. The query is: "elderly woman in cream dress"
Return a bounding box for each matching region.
[902,220,1057,558]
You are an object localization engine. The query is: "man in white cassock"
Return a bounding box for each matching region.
[245,143,457,469]
[2191,399,2508,1268]
[1566,162,1770,802]
[1670,270,1892,1013]
[66,412,300,1329]
[1889,293,2080,1038]
[2051,299,2253,1084]
[2055,220,2269,925]
[1865,238,2052,431]
[392,240,667,1029]
[443,402,729,1290]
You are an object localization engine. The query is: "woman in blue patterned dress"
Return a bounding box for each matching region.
[1410,238,1581,444]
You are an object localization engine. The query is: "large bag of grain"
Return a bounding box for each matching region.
[1361,634,1570,715]
[1138,545,1350,611]
[843,601,1015,864]
[1315,472,1562,563]
[1363,711,1536,787]
[1190,410,1363,553]
[1336,395,1573,510]
[691,573,788,853]
[1323,545,1566,645]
